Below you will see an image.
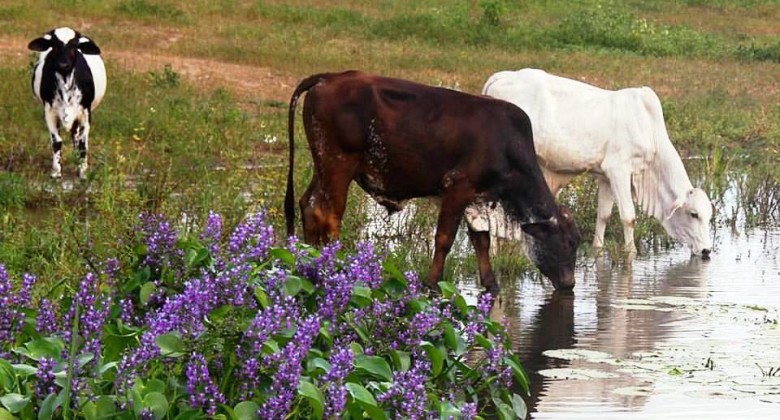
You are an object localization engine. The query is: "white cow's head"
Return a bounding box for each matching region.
[663,188,714,258]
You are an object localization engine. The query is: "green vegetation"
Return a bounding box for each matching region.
[0,0,778,296]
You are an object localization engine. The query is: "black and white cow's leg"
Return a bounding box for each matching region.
[593,177,614,254]
[44,105,64,178]
[73,112,90,180]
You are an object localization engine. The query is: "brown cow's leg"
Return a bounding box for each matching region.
[467,228,500,295]
[300,164,356,245]
[428,182,475,289]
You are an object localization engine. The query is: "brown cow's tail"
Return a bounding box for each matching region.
[285,73,328,237]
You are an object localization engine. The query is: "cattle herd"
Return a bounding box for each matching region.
[28,27,715,294]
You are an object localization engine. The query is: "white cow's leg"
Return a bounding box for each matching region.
[44,105,64,178]
[593,178,614,252]
[607,171,637,254]
[74,113,90,180]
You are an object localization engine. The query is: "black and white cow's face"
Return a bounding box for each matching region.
[28,27,101,73]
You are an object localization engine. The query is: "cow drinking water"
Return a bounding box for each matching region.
[285,71,581,293]
[481,69,713,258]
[29,27,107,179]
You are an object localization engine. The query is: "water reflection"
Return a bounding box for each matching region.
[462,226,780,418]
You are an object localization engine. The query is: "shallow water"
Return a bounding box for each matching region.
[459,225,780,418]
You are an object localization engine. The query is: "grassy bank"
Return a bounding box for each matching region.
[0,0,778,286]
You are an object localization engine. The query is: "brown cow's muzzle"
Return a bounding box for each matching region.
[550,266,576,290]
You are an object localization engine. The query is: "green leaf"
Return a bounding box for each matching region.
[438,282,457,299]
[0,360,14,391]
[234,401,260,420]
[95,396,116,417]
[139,281,157,306]
[505,356,530,395]
[36,392,60,420]
[355,355,393,382]
[421,341,444,377]
[349,286,373,308]
[0,408,15,420]
[144,379,166,395]
[390,350,411,372]
[474,333,493,350]
[345,382,377,407]
[11,364,37,377]
[155,333,185,357]
[350,342,364,356]
[284,276,303,297]
[452,295,469,315]
[439,400,460,419]
[297,381,324,420]
[493,397,515,420]
[173,409,204,420]
[82,401,97,420]
[144,392,168,419]
[308,357,331,376]
[511,393,528,419]
[299,278,315,294]
[270,248,296,266]
[254,287,269,309]
[17,337,65,361]
[262,338,280,355]
[0,393,30,414]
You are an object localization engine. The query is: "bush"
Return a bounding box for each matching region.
[0,211,528,419]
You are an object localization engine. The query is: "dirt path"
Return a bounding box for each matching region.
[0,36,297,104]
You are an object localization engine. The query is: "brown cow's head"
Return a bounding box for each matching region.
[521,205,581,290]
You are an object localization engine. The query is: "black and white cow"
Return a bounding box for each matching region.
[28,27,107,179]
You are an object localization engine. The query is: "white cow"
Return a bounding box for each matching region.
[471,68,713,257]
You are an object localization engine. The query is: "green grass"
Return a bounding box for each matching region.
[0,0,778,283]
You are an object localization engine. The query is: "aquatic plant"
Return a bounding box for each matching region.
[0,211,528,419]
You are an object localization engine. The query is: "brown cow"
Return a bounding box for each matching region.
[285,71,581,292]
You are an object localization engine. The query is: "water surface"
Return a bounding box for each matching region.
[460,225,780,418]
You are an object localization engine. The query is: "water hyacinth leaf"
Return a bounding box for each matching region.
[284,275,303,297]
[95,396,116,417]
[382,260,405,282]
[350,342,364,356]
[421,341,444,377]
[155,333,186,357]
[139,281,157,306]
[355,355,393,382]
[438,282,457,299]
[475,333,493,350]
[77,352,95,369]
[297,381,324,420]
[36,392,59,420]
[350,285,373,308]
[144,392,168,419]
[492,397,515,420]
[184,246,210,268]
[144,378,166,395]
[390,350,411,372]
[345,382,378,407]
[0,393,30,414]
[233,401,260,420]
[511,393,528,419]
[254,287,269,309]
[12,363,37,377]
[17,337,64,361]
[308,357,331,375]
[452,295,469,316]
[262,338,280,355]
[505,356,530,395]
[318,325,333,347]
[439,400,460,419]
[172,409,203,420]
[82,401,98,420]
[0,360,14,391]
[0,409,14,420]
[270,248,296,266]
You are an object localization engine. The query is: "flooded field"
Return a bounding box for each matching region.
[455,203,780,418]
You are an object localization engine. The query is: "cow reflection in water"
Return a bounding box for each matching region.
[485,256,708,415]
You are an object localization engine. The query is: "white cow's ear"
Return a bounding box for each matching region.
[665,198,685,221]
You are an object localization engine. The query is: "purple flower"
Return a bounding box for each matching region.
[323,347,354,418]
[137,213,180,270]
[228,212,274,263]
[259,315,321,418]
[186,353,225,415]
[201,211,223,255]
[378,358,432,419]
[35,356,57,399]
[36,299,58,337]
[0,265,36,359]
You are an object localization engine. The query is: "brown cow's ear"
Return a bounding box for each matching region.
[28,37,51,51]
